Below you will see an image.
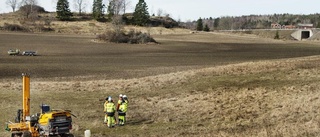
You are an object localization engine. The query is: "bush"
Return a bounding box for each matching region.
[97,30,157,44]
[149,16,178,28]
[19,5,46,13]
[274,31,280,39]
[3,23,28,32]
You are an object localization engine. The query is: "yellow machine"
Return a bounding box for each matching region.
[6,73,73,137]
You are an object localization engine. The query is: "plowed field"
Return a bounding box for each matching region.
[1,32,320,136]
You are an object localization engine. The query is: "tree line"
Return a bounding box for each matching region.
[6,0,165,27]
[9,0,319,31]
[182,14,320,31]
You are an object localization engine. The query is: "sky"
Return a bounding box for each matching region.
[1,0,320,21]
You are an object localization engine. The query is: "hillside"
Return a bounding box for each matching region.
[0,12,189,35]
[3,12,320,42]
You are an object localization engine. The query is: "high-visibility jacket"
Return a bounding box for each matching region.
[119,101,128,113]
[117,99,122,111]
[103,101,108,112]
[105,102,115,114]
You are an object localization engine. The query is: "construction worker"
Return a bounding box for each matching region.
[104,97,116,128]
[103,96,110,124]
[116,94,123,125]
[123,95,129,104]
[118,95,128,125]
[117,94,123,111]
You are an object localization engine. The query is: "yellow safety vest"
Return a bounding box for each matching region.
[106,102,115,113]
[119,101,128,113]
[103,101,108,112]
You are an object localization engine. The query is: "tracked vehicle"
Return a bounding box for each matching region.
[6,73,73,137]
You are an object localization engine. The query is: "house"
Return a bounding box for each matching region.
[271,23,282,29]
[297,23,313,29]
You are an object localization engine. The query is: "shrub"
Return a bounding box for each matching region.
[19,5,46,13]
[97,30,157,44]
[274,31,280,39]
[3,23,28,32]
[149,16,179,28]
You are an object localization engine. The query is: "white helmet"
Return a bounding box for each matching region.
[108,97,112,102]
[123,95,127,98]
[119,94,123,98]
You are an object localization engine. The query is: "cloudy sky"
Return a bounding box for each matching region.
[1,0,320,21]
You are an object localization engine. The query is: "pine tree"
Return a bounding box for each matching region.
[214,18,220,29]
[133,0,149,26]
[56,0,73,21]
[92,0,104,20]
[203,24,210,32]
[107,0,115,20]
[196,18,203,31]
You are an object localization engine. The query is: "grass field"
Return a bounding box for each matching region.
[1,32,320,136]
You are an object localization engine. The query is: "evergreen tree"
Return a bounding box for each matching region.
[317,22,320,28]
[133,0,149,26]
[203,24,210,32]
[107,0,115,20]
[92,0,105,20]
[56,0,73,21]
[196,18,203,31]
[214,18,220,29]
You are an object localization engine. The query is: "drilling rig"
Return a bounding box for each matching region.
[6,73,73,137]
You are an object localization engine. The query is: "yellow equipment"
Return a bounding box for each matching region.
[6,73,73,137]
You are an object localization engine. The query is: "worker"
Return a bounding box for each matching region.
[117,94,123,111]
[123,95,129,104]
[118,95,128,125]
[103,97,110,124]
[104,97,116,128]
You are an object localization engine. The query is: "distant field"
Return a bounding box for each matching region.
[0,32,320,81]
[1,32,320,136]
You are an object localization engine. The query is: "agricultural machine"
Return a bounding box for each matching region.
[8,49,37,56]
[7,49,20,56]
[5,73,74,137]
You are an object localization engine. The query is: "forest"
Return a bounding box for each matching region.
[183,13,320,30]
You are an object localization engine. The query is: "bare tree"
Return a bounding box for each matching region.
[121,0,131,14]
[114,0,124,16]
[107,0,126,37]
[74,0,87,15]
[156,8,163,17]
[112,15,124,35]
[108,0,131,15]
[20,0,38,13]
[19,0,38,19]
[6,0,20,12]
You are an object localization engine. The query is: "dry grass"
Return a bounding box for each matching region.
[1,55,320,136]
[0,12,190,35]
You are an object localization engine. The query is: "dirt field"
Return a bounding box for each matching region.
[1,32,319,80]
[1,32,320,136]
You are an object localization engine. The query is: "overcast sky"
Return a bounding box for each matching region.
[1,0,320,21]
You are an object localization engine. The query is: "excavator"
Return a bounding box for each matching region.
[5,73,74,137]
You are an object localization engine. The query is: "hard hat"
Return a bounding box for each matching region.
[108,97,112,102]
[123,95,127,98]
[119,94,123,97]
